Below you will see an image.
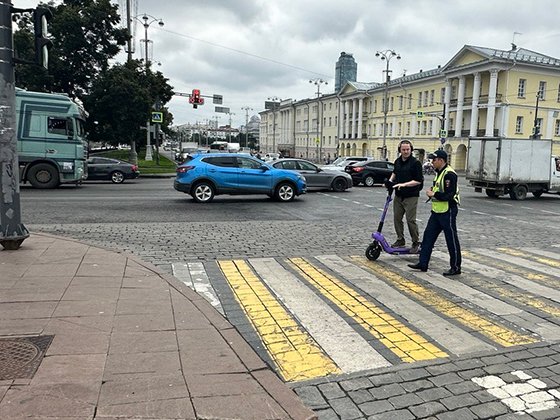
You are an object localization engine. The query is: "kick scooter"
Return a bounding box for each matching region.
[365,182,419,261]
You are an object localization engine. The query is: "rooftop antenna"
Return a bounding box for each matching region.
[511,31,522,51]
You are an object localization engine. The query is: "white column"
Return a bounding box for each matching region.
[357,98,364,139]
[485,69,499,136]
[351,99,357,139]
[469,72,481,136]
[337,100,343,140]
[444,79,452,132]
[454,76,465,137]
[344,100,350,139]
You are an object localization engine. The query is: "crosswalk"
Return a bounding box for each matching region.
[172,247,560,383]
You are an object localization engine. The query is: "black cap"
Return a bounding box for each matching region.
[428,149,448,160]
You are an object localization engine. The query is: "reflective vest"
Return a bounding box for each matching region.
[432,165,460,213]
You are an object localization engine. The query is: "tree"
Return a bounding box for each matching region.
[84,60,174,150]
[14,0,127,99]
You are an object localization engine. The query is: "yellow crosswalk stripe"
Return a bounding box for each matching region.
[497,247,560,268]
[288,257,447,363]
[352,257,537,348]
[464,272,560,318]
[464,250,559,289]
[218,260,340,382]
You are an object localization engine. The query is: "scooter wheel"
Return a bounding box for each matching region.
[366,242,382,261]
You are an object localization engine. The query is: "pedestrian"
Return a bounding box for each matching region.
[386,140,423,253]
[408,149,462,276]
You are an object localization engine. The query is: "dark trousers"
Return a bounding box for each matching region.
[419,207,461,270]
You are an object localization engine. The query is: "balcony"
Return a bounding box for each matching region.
[449,94,502,107]
[447,129,499,138]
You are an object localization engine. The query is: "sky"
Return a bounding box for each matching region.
[15,0,560,128]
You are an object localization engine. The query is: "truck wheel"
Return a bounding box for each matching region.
[509,184,528,200]
[28,163,60,189]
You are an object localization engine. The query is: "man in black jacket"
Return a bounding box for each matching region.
[387,140,424,253]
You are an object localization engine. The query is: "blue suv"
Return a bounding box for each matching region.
[174,153,307,203]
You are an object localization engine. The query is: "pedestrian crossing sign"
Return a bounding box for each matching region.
[151,111,163,123]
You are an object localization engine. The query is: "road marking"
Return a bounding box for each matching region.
[472,371,560,414]
[540,209,560,215]
[521,206,534,210]
[172,262,224,315]
[218,260,340,382]
[477,248,560,279]
[527,248,560,262]
[317,255,494,355]
[458,251,560,307]
[289,257,447,363]
[498,247,560,269]
[249,258,391,372]
[465,250,560,290]
[353,257,537,347]
[472,211,489,215]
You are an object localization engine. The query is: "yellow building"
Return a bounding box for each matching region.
[260,45,560,167]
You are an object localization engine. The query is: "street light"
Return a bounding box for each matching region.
[268,96,281,153]
[241,106,253,149]
[375,49,400,160]
[226,112,236,142]
[309,78,328,162]
[135,13,163,161]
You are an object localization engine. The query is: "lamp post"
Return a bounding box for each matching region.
[241,106,253,149]
[226,112,235,142]
[268,96,280,153]
[375,49,400,160]
[137,14,164,161]
[309,78,327,162]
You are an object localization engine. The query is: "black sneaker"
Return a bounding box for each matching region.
[410,242,420,254]
[442,268,461,276]
[408,263,427,272]
[391,240,405,248]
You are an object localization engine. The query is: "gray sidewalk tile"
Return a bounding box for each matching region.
[409,401,447,418]
[104,351,182,379]
[108,330,178,354]
[31,354,106,385]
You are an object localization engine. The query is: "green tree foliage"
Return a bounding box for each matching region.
[14,0,128,99]
[84,60,174,148]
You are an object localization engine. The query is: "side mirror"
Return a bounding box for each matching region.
[260,164,269,171]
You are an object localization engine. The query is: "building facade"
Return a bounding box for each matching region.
[260,45,560,167]
[335,52,358,93]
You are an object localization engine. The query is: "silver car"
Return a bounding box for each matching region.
[273,158,352,192]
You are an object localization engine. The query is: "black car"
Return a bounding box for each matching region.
[86,157,139,184]
[345,160,394,187]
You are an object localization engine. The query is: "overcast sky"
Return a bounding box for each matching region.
[16,0,560,128]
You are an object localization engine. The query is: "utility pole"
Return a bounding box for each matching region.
[309,78,327,162]
[226,112,235,142]
[241,106,253,149]
[375,49,401,160]
[0,0,29,249]
[532,93,541,139]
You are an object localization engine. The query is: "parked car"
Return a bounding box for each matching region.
[321,156,370,171]
[86,157,139,184]
[174,153,307,203]
[345,160,394,186]
[272,158,352,192]
[263,153,281,162]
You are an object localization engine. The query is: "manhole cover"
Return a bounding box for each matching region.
[0,335,54,380]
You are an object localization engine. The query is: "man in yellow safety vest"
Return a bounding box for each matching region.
[408,149,462,276]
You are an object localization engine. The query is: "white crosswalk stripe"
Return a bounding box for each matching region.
[172,262,224,315]
[249,257,392,372]
[476,248,560,278]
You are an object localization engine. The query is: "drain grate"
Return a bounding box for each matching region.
[0,335,54,380]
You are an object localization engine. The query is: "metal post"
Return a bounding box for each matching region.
[0,0,29,249]
[532,93,541,139]
[126,0,132,62]
[241,106,253,149]
[375,49,400,160]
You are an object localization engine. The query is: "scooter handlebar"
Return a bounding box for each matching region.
[383,180,395,196]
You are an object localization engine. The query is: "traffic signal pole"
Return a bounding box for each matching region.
[0,0,29,250]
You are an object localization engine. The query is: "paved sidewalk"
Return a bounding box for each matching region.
[0,233,315,420]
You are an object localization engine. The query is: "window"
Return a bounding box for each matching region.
[451,85,457,99]
[515,116,523,134]
[538,81,546,100]
[389,97,394,111]
[440,87,446,103]
[398,122,402,136]
[555,119,560,136]
[428,120,433,135]
[297,161,317,171]
[279,160,297,170]
[406,121,411,135]
[398,95,403,110]
[430,90,435,106]
[535,118,543,135]
[418,92,422,107]
[204,157,236,167]
[389,123,393,136]
[47,117,70,136]
[373,99,378,113]
[557,84,560,102]
[407,94,412,109]
[423,90,429,107]
[421,120,427,135]
[329,117,332,126]
[518,79,526,98]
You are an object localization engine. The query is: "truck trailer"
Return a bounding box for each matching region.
[466,137,560,200]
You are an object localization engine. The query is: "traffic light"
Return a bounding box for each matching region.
[189,89,204,109]
[33,7,52,69]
